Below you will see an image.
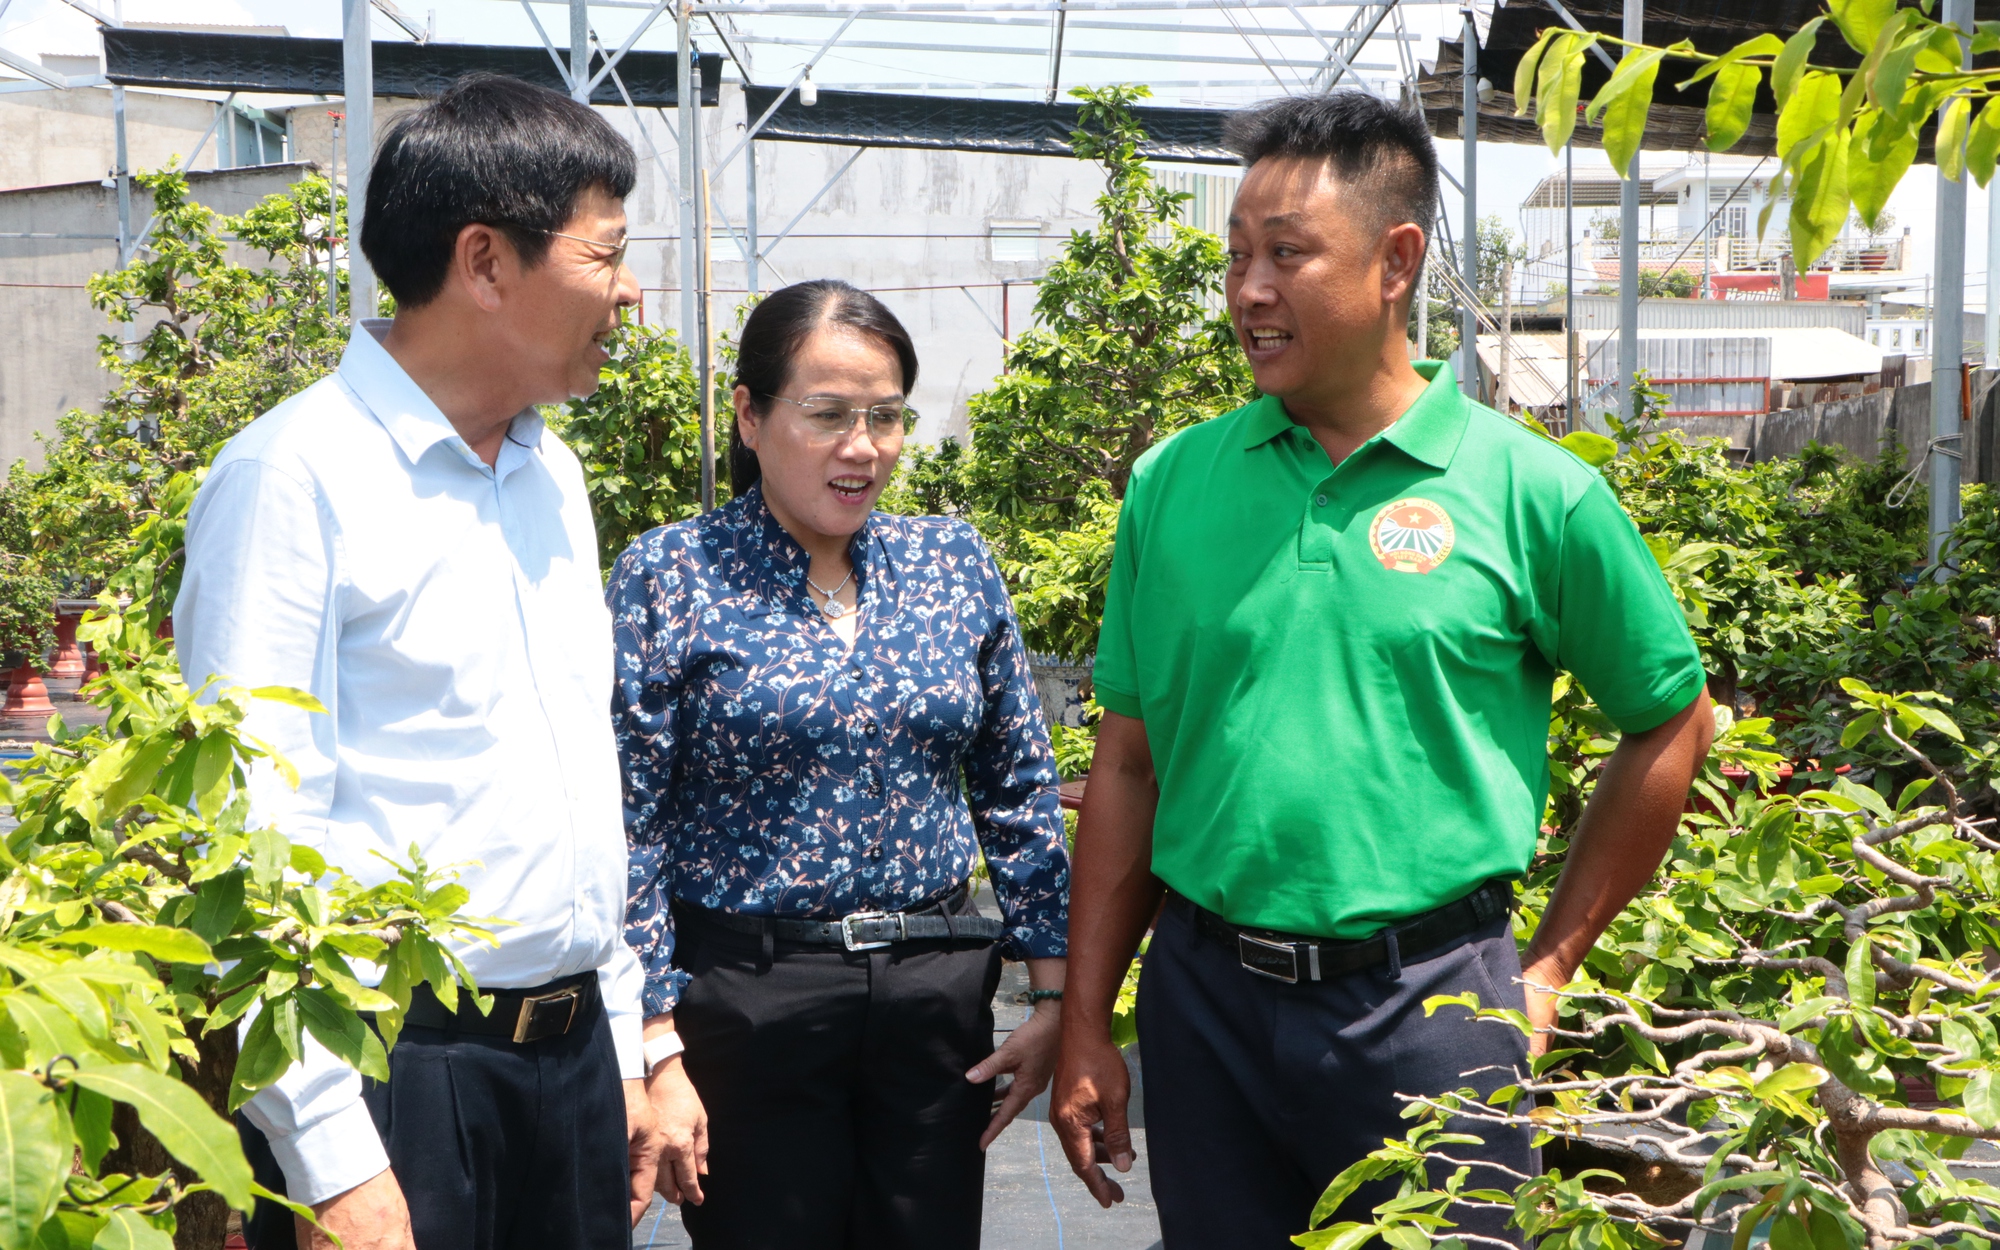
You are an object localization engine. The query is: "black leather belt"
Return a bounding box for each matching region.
[397,971,600,1043]
[678,886,1004,951]
[1173,879,1516,984]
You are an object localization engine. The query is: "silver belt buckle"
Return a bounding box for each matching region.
[512,986,582,1043]
[1237,933,1302,983]
[842,910,906,951]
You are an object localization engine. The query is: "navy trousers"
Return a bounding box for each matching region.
[1137,898,1535,1250]
[239,999,631,1250]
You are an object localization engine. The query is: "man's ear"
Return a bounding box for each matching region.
[452,222,517,314]
[1381,222,1427,311]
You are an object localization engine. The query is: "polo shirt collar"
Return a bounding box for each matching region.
[1237,359,1471,470]
[338,319,544,471]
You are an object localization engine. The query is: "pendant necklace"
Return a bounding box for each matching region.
[806,567,855,619]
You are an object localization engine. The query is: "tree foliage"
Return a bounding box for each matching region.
[957,84,1253,531]
[3,170,347,595]
[1514,4,2000,267]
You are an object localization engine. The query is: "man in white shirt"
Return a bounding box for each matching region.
[175,74,664,1250]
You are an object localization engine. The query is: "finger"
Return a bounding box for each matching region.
[628,1156,658,1226]
[979,1079,1038,1150]
[1101,1102,1136,1174]
[674,1151,706,1206]
[968,1041,1022,1084]
[695,1118,711,1176]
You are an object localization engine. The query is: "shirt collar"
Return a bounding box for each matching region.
[739,486,884,595]
[1237,360,1470,471]
[337,319,545,469]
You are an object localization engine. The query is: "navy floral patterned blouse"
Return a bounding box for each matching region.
[608,487,1071,1016]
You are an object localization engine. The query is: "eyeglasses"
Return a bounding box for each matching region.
[529,226,630,269]
[763,394,918,441]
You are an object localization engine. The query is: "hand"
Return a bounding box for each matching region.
[625,1076,662,1225]
[968,1002,1061,1150]
[294,1168,414,1250]
[1521,959,1568,1058]
[1050,1031,1136,1209]
[647,1056,710,1206]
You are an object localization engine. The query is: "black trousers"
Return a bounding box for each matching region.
[1138,900,1535,1250]
[239,994,630,1250]
[672,901,1005,1250]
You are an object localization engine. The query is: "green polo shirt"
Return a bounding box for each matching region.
[1093,360,1705,938]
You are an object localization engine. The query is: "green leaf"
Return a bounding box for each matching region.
[1382,1225,1431,1250]
[1964,1071,2000,1127]
[1969,97,2000,189]
[247,686,328,715]
[1829,0,1895,54]
[1807,1207,1856,1250]
[1940,95,1971,183]
[1818,1018,1899,1098]
[70,1087,112,1174]
[1771,1212,1815,1250]
[1515,28,1562,118]
[1539,32,1594,152]
[0,1072,67,1249]
[248,828,287,891]
[1753,1063,1830,1099]
[1707,61,1765,150]
[230,1009,288,1109]
[1680,33,1785,88]
[1773,17,1828,107]
[187,870,246,947]
[90,1211,172,1250]
[295,988,389,1084]
[1778,72,1842,163]
[1841,709,1884,749]
[1846,935,1876,1007]
[1311,1161,1386,1227]
[1591,45,1676,172]
[1622,1024,1671,1074]
[1559,430,1619,467]
[54,924,213,966]
[1851,112,1919,230]
[1832,775,1891,819]
[70,1065,254,1211]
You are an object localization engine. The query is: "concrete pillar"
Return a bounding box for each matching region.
[1459,7,1478,399]
[342,0,377,321]
[1617,0,1642,422]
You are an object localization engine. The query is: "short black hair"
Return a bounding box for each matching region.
[361,73,636,307]
[1223,92,1439,243]
[730,280,920,492]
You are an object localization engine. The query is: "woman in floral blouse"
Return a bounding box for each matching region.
[608,279,1071,1246]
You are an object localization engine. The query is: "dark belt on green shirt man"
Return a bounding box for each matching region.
[1171,878,1516,984]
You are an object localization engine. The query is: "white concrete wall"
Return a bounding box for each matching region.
[0,164,315,473]
[0,86,234,192]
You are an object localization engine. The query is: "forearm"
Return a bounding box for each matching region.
[1064,715,1163,1036]
[1524,691,1715,982]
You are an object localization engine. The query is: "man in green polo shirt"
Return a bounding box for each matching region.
[1048,92,1714,1248]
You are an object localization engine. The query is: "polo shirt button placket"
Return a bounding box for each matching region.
[1315,492,1329,508]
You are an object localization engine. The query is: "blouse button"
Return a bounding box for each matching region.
[865,721,878,737]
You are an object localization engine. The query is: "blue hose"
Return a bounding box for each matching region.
[1034,1118,1066,1250]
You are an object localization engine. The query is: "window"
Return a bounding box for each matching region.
[1915,328,1926,350]
[988,221,1041,264]
[1892,329,1904,348]
[1871,330,1880,345]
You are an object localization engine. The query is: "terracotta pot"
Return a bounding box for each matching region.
[0,663,55,720]
[48,602,87,679]
[1059,777,1088,812]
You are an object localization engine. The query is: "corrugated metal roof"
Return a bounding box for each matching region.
[1582,327,1880,383]
[1476,333,1570,410]
[1563,296,1866,336]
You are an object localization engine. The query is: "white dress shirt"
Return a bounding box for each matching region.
[174,321,643,1206]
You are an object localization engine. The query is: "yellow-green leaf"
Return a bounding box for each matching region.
[1969,97,2000,188]
[1789,125,1851,269]
[1778,72,1842,163]
[53,924,213,966]
[0,1070,67,1249]
[71,1064,254,1211]
[1680,33,1784,89]
[1773,17,1828,108]
[1846,934,1875,1008]
[92,1210,173,1250]
[1539,32,1594,152]
[1851,111,1919,228]
[1707,61,1764,150]
[1752,1063,1830,1099]
[1593,45,1675,172]
[1559,430,1619,466]
[247,686,328,715]
[1829,0,1895,54]
[1940,94,1971,182]
[1515,27,1562,118]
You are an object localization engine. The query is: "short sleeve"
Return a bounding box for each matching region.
[1090,473,1147,720]
[1545,478,1708,733]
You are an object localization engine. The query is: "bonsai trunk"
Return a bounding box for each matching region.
[104,1023,240,1250]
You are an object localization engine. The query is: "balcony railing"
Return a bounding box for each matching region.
[1583,236,1904,273]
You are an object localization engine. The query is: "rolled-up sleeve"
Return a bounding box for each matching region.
[962,537,1070,960]
[607,539,695,1016]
